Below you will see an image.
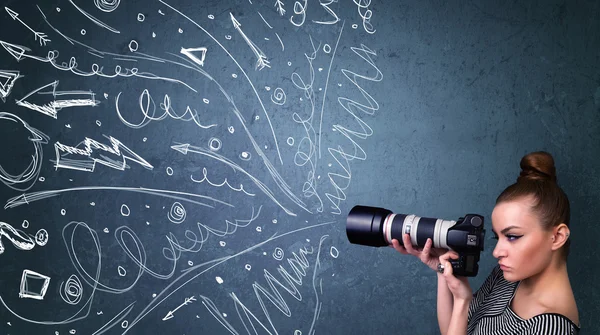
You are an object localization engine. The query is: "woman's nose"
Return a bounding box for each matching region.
[492,240,504,259]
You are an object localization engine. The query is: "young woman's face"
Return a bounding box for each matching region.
[491,198,554,282]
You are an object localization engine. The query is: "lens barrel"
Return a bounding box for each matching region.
[346,205,392,247]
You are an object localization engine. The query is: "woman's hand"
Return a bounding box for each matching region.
[391,233,447,272]
[439,251,473,302]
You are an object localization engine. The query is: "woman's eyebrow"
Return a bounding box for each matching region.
[491,225,521,235]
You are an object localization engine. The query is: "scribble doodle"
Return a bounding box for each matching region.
[167,202,186,224]
[60,275,83,305]
[121,221,333,334]
[0,112,49,191]
[94,0,121,12]
[0,1,384,333]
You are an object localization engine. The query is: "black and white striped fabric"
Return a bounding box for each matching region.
[467,265,581,335]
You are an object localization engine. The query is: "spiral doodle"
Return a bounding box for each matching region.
[94,0,120,12]
[272,247,284,261]
[270,87,287,105]
[167,202,186,224]
[59,274,83,305]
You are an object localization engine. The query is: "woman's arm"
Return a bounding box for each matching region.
[437,272,454,335]
[446,297,472,335]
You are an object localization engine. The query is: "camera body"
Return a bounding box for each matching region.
[346,205,486,277]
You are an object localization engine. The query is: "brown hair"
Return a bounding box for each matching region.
[495,151,571,261]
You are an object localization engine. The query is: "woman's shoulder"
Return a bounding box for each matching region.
[526,312,580,334]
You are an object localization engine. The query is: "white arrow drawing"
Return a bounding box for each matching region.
[0,70,22,102]
[16,81,99,119]
[274,0,286,16]
[5,7,51,46]
[162,296,196,321]
[54,135,154,173]
[0,40,48,63]
[230,13,270,70]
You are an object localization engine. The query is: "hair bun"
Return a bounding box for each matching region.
[517,151,557,183]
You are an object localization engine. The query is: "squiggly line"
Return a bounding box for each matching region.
[191,167,256,196]
[327,44,382,214]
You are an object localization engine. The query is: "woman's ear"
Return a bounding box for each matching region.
[551,223,570,250]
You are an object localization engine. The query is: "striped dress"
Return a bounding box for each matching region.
[467,265,581,335]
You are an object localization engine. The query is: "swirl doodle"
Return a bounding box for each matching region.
[59,274,83,305]
[167,202,186,224]
[270,87,287,105]
[94,0,121,12]
[272,247,284,260]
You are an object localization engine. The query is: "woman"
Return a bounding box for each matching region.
[391,151,581,335]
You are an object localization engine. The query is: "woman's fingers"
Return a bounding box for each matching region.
[391,239,408,254]
[438,251,459,264]
[402,233,416,254]
[420,238,432,261]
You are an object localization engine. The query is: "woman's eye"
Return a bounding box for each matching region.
[492,235,521,241]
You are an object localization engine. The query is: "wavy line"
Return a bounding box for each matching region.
[191,167,256,196]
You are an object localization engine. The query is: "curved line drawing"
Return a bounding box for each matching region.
[91,302,135,335]
[69,0,120,34]
[5,186,233,210]
[0,113,49,191]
